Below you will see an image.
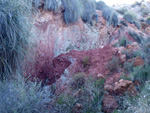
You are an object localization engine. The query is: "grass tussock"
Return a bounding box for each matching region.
[116,81,150,113]
[96,1,107,11]
[81,0,97,24]
[0,0,32,80]
[44,0,61,11]
[52,73,104,113]
[123,12,141,29]
[61,0,83,24]
[0,74,51,113]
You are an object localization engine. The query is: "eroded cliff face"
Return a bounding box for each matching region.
[32,10,112,57]
[23,7,150,112]
[24,8,149,84]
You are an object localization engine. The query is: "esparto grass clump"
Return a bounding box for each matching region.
[0,0,32,80]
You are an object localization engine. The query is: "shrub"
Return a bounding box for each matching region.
[82,56,90,68]
[0,75,51,113]
[128,31,143,43]
[44,0,61,11]
[118,37,128,47]
[0,0,32,80]
[107,56,120,72]
[61,0,83,24]
[81,0,97,23]
[133,21,141,29]
[146,17,150,25]
[141,38,150,63]
[116,81,150,113]
[71,73,86,89]
[96,1,107,11]
[32,0,41,8]
[120,20,128,27]
[102,7,112,24]
[111,13,119,27]
[123,12,137,24]
[131,64,150,84]
[53,73,104,112]
[123,61,134,73]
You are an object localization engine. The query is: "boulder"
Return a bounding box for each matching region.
[114,79,137,95]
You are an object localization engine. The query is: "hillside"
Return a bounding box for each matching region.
[0,0,150,113]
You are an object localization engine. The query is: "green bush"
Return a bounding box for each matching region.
[128,31,143,43]
[120,20,128,27]
[107,56,120,72]
[0,0,32,80]
[61,0,83,24]
[52,73,104,113]
[141,38,150,64]
[0,75,51,113]
[44,0,61,11]
[111,13,119,27]
[81,0,97,23]
[102,7,112,24]
[96,1,107,11]
[118,37,128,47]
[123,12,137,24]
[133,21,141,29]
[116,81,150,113]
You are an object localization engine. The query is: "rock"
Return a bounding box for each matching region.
[75,103,83,109]
[134,57,144,67]
[120,54,126,63]
[127,42,139,51]
[104,85,114,93]
[96,73,105,79]
[103,95,119,113]
[113,73,122,82]
[114,79,137,95]
[118,46,126,55]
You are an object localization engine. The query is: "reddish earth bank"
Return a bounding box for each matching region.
[24,9,150,112]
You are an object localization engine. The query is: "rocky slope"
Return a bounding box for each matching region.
[24,1,150,112]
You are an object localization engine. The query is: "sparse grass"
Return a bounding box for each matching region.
[0,0,32,80]
[116,81,150,113]
[107,56,120,72]
[118,37,129,47]
[141,38,150,63]
[0,74,52,113]
[52,73,104,113]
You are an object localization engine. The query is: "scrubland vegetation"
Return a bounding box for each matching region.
[0,0,150,113]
